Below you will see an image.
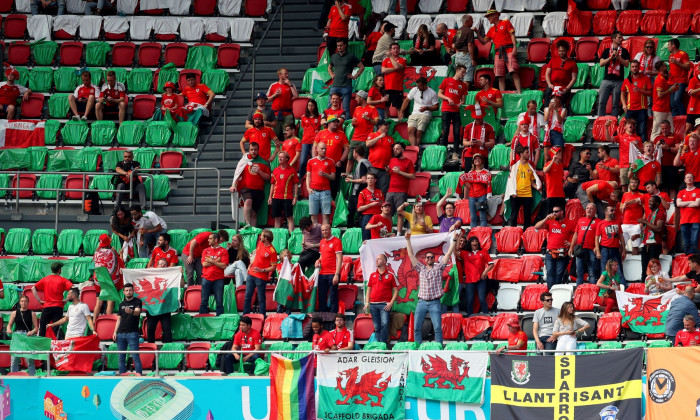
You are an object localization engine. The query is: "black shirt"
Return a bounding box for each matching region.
[117,297,142,333]
[568,160,592,184]
[115,160,142,185]
[227,247,250,267]
[246,107,275,125]
[600,46,630,82]
[110,215,134,238]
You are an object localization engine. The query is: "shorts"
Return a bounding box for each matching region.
[494,50,519,77]
[76,101,88,113]
[0,104,12,112]
[453,52,474,82]
[621,223,643,248]
[620,167,630,186]
[239,188,264,207]
[349,140,365,153]
[309,189,332,215]
[687,114,700,125]
[270,198,293,218]
[407,113,431,131]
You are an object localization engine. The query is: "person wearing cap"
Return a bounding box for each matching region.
[385,143,416,216]
[266,67,298,140]
[505,146,541,230]
[180,73,214,119]
[345,144,371,229]
[381,42,408,112]
[365,120,394,195]
[307,141,336,225]
[462,106,495,171]
[114,149,147,209]
[458,153,491,227]
[604,118,642,190]
[543,91,566,158]
[438,65,468,155]
[535,201,574,289]
[544,40,577,108]
[686,71,700,134]
[240,110,279,163]
[371,23,398,74]
[544,146,567,214]
[474,9,521,93]
[160,81,183,119]
[366,201,394,239]
[357,172,385,240]
[96,70,127,124]
[92,233,125,319]
[329,37,363,122]
[436,188,463,233]
[510,113,540,166]
[621,60,653,142]
[231,142,272,228]
[322,93,346,125]
[364,254,399,344]
[496,318,527,355]
[569,203,602,286]
[651,61,677,140]
[0,65,31,120]
[347,89,379,174]
[269,151,299,232]
[399,76,438,147]
[246,92,276,129]
[313,114,349,198]
[33,262,74,337]
[597,31,630,118]
[69,71,98,121]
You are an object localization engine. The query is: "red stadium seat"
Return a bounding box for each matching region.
[12,174,36,199]
[164,43,188,67]
[441,313,463,340]
[265,285,276,312]
[673,116,687,139]
[446,0,468,12]
[616,10,642,35]
[522,227,546,253]
[491,313,519,340]
[566,10,592,36]
[565,199,585,224]
[159,151,184,174]
[245,0,267,16]
[178,69,202,90]
[339,256,353,283]
[64,175,90,199]
[692,11,700,34]
[474,40,492,62]
[622,36,650,61]
[95,314,118,340]
[138,42,162,67]
[586,0,610,8]
[7,42,30,66]
[575,37,599,62]
[263,313,287,340]
[550,37,575,59]
[593,10,618,35]
[573,283,599,311]
[353,314,374,340]
[666,225,676,253]
[526,38,550,63]
[22,288,42,310]
[461,316,491,340]
[353,259,363,285]
[337,284,358,313]
[495,226,522,254]
[489,258,523,282]
[454,199,470,225]
[194,0,216,15]
[0,346,11,369]
[291,97,310,119]
[393,122,409,142]
[520,284,548,311]
[516,67,536,90]
[139,343,157,370]
[467,227,492,252]
[80,286,98,312]
[672,254,690,278]
[217,44,241,68]
[423,203,438,228]
[640,10,666,35]
[20,93,44,119]
[0,0,11,12]
[592,116,617,142]
[407,172,430,197]
[235,286,253,313]
[186,342,211,370]
[666,9,691,34]
[625,283,646,294]
[132,95,157,120]
[183,285,201,311]
[317,42,327,64]
[596,312,622,340]
[112,42,136,67]
[59,41,83,66]
[247,313,264,333]
[5,15,27,39]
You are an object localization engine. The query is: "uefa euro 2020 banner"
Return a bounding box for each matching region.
[490,348,644,420]
[647,346,700,420]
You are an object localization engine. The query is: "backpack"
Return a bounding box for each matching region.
[83,190,103,215]
[216,340,234,371]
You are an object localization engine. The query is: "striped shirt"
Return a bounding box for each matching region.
[415,262,446,301]
[270,165,299,200]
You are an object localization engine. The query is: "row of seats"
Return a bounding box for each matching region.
[566,9,700,37]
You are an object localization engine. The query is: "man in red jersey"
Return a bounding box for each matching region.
[365,202,394,239]
[462,106,495,171]
[230,142,272,228]
[621,60,652,142]
[68,71,98,120]
[224,316,263,374]
[240,111,279,162]
[366,120,394,194]
[385,142,416,216]
[266,67,298,139]
[605,118,642,190]
[475,74,503,112]
[331,314,354,350]
[181,73,214,118]
[594,145,621,184]
[675,134,700,188]
[579,179,618,219]
[381,42,407,111]
[642,180,671,217]
[544,147,566,213]
[281,123,301,171]
[322,93,345,124]
[199,232,229,316]
[595,204,627,287]
[314,114,349,198]
[569,203,601,285]
[630,142,661,187]
[357,172,384,241]
[33,262,73,337]
[620,177,646,255]
[435,23,457,65]
[510,114,540,166]
[475,9,521,93]
[496,319,528,355]
[544,40,577,107]
[307,142,335,225]
[0,65,30,119]
[677,173,700,255]
[96,70,127,124]
[147,232,179,268]
[653,120,681,193]
[687,72,700,134]
[535,204,574,289]
[244,230,277,315]
[269,151,299,233]
[364,254,399,344]
[347,90,379,173]
[324,0,351,56]
[315,224,343,312]
[667,38,690,117]
[651,61,678,139]
[438,65,467,154]
[311,316,336,353]
[675,315,700,347]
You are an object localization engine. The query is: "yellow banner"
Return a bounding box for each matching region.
[647,347,700,420]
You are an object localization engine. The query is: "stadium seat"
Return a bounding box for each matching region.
[520,255,544,282]
[495,226,522,254]
[64,175,89,200]
[159,151,184,174]
[183,286,201,311]
[112,42,136,67]
[592,116,617,142]
[407,172,430,197]
[624,283,646,295]
[83,229,108,256]
[522,227,546,253]
[441,313,463,340]
[57,229,83,255]
[20,93,44,119]
[80,285,98,312]
[353,314,374,340]
[186,342,211,370]
[446,0,468,12]
[489,258,523,282]
[337,284,358,313]
[461,315,491,340]
[59,41,84,66]
[262,313,287,340]
[491,313,520,340]
[667,9,691,34]
[474,40,492,62]
[564,199,585,224]
[5,15,27,39]
[11,174,36,199]
[136,42,162,68]
[640,10,666,35]
[550,284,574,308]
[468,227,492,252]
[0,345,10,369]
[622,254,643,282]
[159,343,185,369]
[616,10,642,35]
[291,97,310,120]
[593,10,617,35]
[692,11,700,34]
[542,12,567,37]
[496,284,521,311]
[596,312,622,340]
[517,66,537,90]
[95,314,118,340]
[575,37,599,62]
[130,95,156,120]
[31,229,56,255]
[7,42,30,66]
[245,0,267,16]
[217,44,241,68]
[567,10,592,36]
[473,66,496,85]
[139,343,157,370]
[520,284,548,311]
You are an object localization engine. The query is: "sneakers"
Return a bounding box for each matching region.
[71,115,80,121]
[81,115,88,121]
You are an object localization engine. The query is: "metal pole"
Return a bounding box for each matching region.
[14,169,19,212]
[222,108,227,162]
[81,174,86,210]
[192,158,198,215]
[54,189,60,232]
[215,169,221,230]
[155,351,160,376]
[279,3,284,56]
[251,55,256,100]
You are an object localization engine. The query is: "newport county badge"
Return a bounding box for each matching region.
[599,405,619,420]
[511,360,530,384]
[648,368,676,404]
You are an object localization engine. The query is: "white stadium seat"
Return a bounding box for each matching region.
[542,12,567,37]
[384,15,407,39]
[79,16,103,40]
[230,18,255,43]
[28,15,52,40]
[550,284,574,309]
[179,18,205,42]
[406,14,432,38]
[496,283,521,311]
[219,0,243,16]
[130,16,155,41]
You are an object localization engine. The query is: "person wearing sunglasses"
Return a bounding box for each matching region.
[533,292,559,355]
[534,206,574,289]
[633,41,659,118]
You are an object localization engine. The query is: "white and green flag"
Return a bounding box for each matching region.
[122,267,181,316]
[406,351,488,404]
[317,353,407,420]
[616,289,680,334]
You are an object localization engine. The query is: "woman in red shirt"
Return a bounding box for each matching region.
[463,154,492,228]
[457,236,494,315]
[367,75,389,121]
[300,99,322,180]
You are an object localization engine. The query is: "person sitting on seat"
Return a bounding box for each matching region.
[69,71,98,121]
[0,65,31,119]
[181,73,215,120]
[161,81,183,120]
[223,316,263,375]
[96,70,127,124]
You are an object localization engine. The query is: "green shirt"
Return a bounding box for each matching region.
[598,270,619,297]
[329,51,360,88]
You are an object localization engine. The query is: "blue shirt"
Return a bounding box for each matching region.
[665,295,700,338]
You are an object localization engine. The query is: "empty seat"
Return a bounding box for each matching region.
[20,93,44,119]
[186,342,211,370]
[666,9,691,34]
[183,285,201,311]
[139,343,157,370]
[640,10,666,35]
[11,174,36,199]
[112,42,136,67]
[566,10,592,36]
[520,284,548,311]
[5,15,27,39]
[575,37,599,62]
[262,313,287,340]
[489,258,524,283]
[58,41,84,66]
[522,227,546,253]
[137,42,162,67]
[95,314,118,340]
[596,312,622,340]
[407,172,430,197]
[7,43,30,66]
[550,284,574,308]
[495,226,523,254]
[593,10,617,35]
[491,313,520,340]
[31,228,56,255]
[616,10,642,35]
[132,95,157,120]
[496,284,521,311]
[217,44,241,68]
[353,314,374,340]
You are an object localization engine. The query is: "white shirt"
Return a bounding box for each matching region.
[65,302,91,339]
[133,211,168,243]
[406,86,438,117]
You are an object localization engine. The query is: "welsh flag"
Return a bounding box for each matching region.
[10,333,50,360]
[629,140,662,173]
[406,351,488,404]
[273,260,317,313]
[616,289,680,334]
[0,120,45,148]
[51,335,100,372]
[122,267,181,316]
[95,266,121,302]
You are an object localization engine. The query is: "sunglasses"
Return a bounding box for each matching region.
[425,255,435,259]
[543,299,553,302]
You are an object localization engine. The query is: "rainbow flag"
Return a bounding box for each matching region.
[269,353,316,420]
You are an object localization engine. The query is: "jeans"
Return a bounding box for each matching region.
[10,332,36,375]
[116,183,146,209]
[576,248,599,285]
[243,274,266,315]
[549,130,564,148]
[469,196,488,227]
[309,190,332,216]
[185,257,203,286]
[329,85,353,120]
[117,331,142,374]
[626,109,648,142]
[360,213,373,241]
[597,79,623,117]
[441,111,461,150]
[465,281,488,315]
[370,303,391,343]
[537,335,557,355]
[414,298,443,346]
[84,0,115,15]
[671,83,687,116]
[298,249,320,274]
[509,196,533,229]
[31,0,65,15]
[200,278,225,316]
[545,253,569,289]
[146,313,172,343]
[317,274,338,313]
[681,223,700,255]
[298,143,313,181]
[39,306,64,337]
[600,246,627,286]
[377,108,386,120]
[139,230,167,259]
[387,0,407,16]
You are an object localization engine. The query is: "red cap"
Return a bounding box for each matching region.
[164,81,175,89]
[508,319,521,328]
[99,234,111,248]
[519,114,531,125]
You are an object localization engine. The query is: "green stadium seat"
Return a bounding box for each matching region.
[469,342,495,351]
[503,116,519,143]
[4,228,31,254]
[102,149,126,172]
[563,116,589,143]
[61,120,90,146]
[126,258,150,269]
[438,172,461,196]
[53,67,79,92]
[188,228,211,242]
[0,149,31,170]
[341,228,362,254]
[364,342,387,351]
[294,200,310,225]
[589,64,604,88]
[418,342,443,351]
[31,229,57,255]
[352,66,374,92]
[27,147,48,172]
[107,68,128,84]
[331,228,341,240]
[526,341,537,353]
[87,68,104,86]
[239,227,262,253]
[57,229,83,255]
[422,119,442,144]
[44,120,61,145]
[444,342,469,350]
[347,41,365,61]
[656,36,696,61]
[31,40,58,66]
[167,229,189,254]
[111,233,122,251]
[106,343,124,370]
[48,94,70,118]
[574,63,590,89]
[145,121,173,147]
[171,313,193,341]
[158,343,184,369]
[599,341,623,351]
[392,342,418,351]
[421,145,446,171]
[202,69,229,94]
[488,144,511,171]
[289,342,312,361]
[0,285,19,311]
[268,228,290,253]
[143,175,171,201]
[647,340,672,348]
[14,67,29,87]
[89,175,114,200]
[117,121,147,146]
[85,41,112,67]
[35,174,63,200]
[208,342,226,370]
[64,256,94,283]
[28,67,54,93]
[191,314,239,340]
[624,341,646,349]
[185,46,217,71]
[287,229,303,255]
[133,148,157,169]
[172,122,198,147]
[90,120,117,146]
[126,68,154,94]
[0,174,9,196]
[570,90,597,115]
[83,229,108,256]
[267,342,295,360]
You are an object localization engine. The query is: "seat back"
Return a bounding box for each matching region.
[292,97,309,119]
[95,314,118,340]
[491,313,520,340]
[616,10,642,35]
[550,284,574,309]
[593,10,618,35]
[64,175,89,200]
[159,151,184,173]
[596,312,622,340]
[494,226,523,253]
[7,43,30,66]
[217,44,241,68]
[12,174,36,199]
[186,342,211,369]
[20,93,44,119]
[164,43,188,67]
[407,172,430,197]
[59,41,84,66]
[526,38,550,63]
[5,15,27,39]
[138,42,162,67]
[496,284,521,311]
[520,255,544,282]
[667,9,691,34]
[112,42,136,67]
[622,254,643,282]
[80,286,98,311]
[575,37,599,62]
[461,315,491,340]
[352,314,374,340]
[183,285,201,311]
[139,343,157,370]
[520,284,548,311]
[263,313,287,340]
[522,227,546,253]
[441,313,463,340]
[132,95,157,120]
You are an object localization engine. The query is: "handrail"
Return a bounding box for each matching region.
[195,0,286,163]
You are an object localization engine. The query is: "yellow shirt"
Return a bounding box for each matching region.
[402,211,434,235]
[515,162,533,197]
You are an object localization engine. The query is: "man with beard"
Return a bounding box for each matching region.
[240,111,279,163]
[569,203,601,285]
[621,60,652,141]
[314,114,349,198]
[147,233,179,268]
[535,204,573,289]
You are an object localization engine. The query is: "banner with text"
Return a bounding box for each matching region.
[406,351,487,404]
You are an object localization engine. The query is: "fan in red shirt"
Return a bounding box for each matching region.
[364,254,400,343]
[535,206,574,288]
[457,236,493,315]
[677,173,700,255]
[667,40,690,86]
[595,146,621,184]
[436,24,457,64]
[223,316,263,374]
[182,230,212,285]
[243,230,278,314]
[581,180,617,218]
[477,9,521,93]
[96,71,127,124]
[510,114,540,165]
[181,73,214,118]
[604,119,642,186]
[386,143,416,215]
[652,120,681,188]
[675,134,700,181]
[462,107,496,166]
[147,233,179,268]
[231,142,272,227]
[315,224,343,312]
[366,202,394,239]
[314,115,349,168]
[620,177,646,253]
[366,122,394,175]
[381,43,407,110]
[280,124,302,170]
[496,319,527,356]
[642,181,671,217]
[331,314,354,350]
[325,1,351,55]
[348,91,379,173]
[687,73,700,133]
[475,75,503,113]
[160,81,184,120]
[240,111,279,162]
[266,68,298,138]
[0,65,30,119]
[544,147,566,209]
[675,316,700,347]
[69,71,99,120]
[32,262,74,337]
[569,203,601,285]
[545,40,577,105]
[269,151,299,231]
[630,143,662,187]
[311,316,336,352]
[200,233,230,316]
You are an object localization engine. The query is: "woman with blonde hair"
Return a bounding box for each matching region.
[397,197,434,235]
[552,301,590,355]
[409,24,438,66]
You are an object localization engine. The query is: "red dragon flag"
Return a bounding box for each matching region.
[122,267,181,316]
[50,335,101,373]
[405,351,488,404]
[317,353,407,420]
[615,289,680,334]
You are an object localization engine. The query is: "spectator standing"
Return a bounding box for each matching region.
[365,202,394,239]
[651,61,678,139]
[675,314,700,347]
[281,123,302,171]
[651,121,681,194]
[96,70,127,124]
[459,153,491,227]
[544,41,577,107]
[543,91,566,154]
[200,232,229,317]
[244,230,277,315]
[381,43,407,112]
[266,68,299,140]
[596,259,621,314]
[113,283,142,375]
[366,120,394,193]
[268,151,299,233]
[387,0,406,17]
[357,172,384,241]
[47,288,95,339]
[406,231,459,347]
[130,204,167,258]
[687,73,700,134]
[462,107,495,171]
[69,71,98,120]
[92,233,124,319]
[564,148,595,199]
[0,66,31,119]
[324,0,351,57]
[533,292,559,354]
[675,134,700,184]
[7,296,37,375]
[409,25,438,66]
[345,144,370,228]
[544,147,566,213]
[620,177,646,256]
[397,198,433,235]
[33,262,73,337]
[552,302,590,355]
[457,236,493,315]
[634,39,660,117]
[314,115,349,198]
[385,143,416,216]
[630,142,662,188]
[595,205,627,287]
[435,23,457,66]
[299,99,322,181]
[368,75,389,120]
[371,23,397,74]
[362,24,384,66]
[475,9,521,93]
[231,142,272,228]
[667,38,690,117]
[639,196,666,272]
[147,232,178,268]
[315,225,343,313]
[569,203,601,285]
[181,73,214,119]
[675,173,700,255]
[182,230,213,286]
[505,147,541,230]
[621,60,652,142]
[114,150,147,210]
[436,188,463,233]
[643,180,671,216]
[597,31,630,117]
[245,92,276,130]
[605,119,642,190]
[521,100,546,143]
[399,77,439,147]
[535,204,573,289]
[579,179,617,219]
[347,90,379,174]
[594,145,621,184]
[365,254,399,344]
[331,314,354,350]
[438,65,468,155]
[307,142,335,225]
[223,316,263,374]
[496,319,528,355]
[453,15,476,90]
[298,217,322,273]
[240,111,279,163]
[665,286,700,342]
[328,38,364,121]
[510,114,540,166]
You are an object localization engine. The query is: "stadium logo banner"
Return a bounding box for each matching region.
[491,349,643,420]
[359,233,454,314]
[647,347,700,420]
[616,289,679,334]
[406,351,487,404]
[317,353,407,420]
[122,267,181,316]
